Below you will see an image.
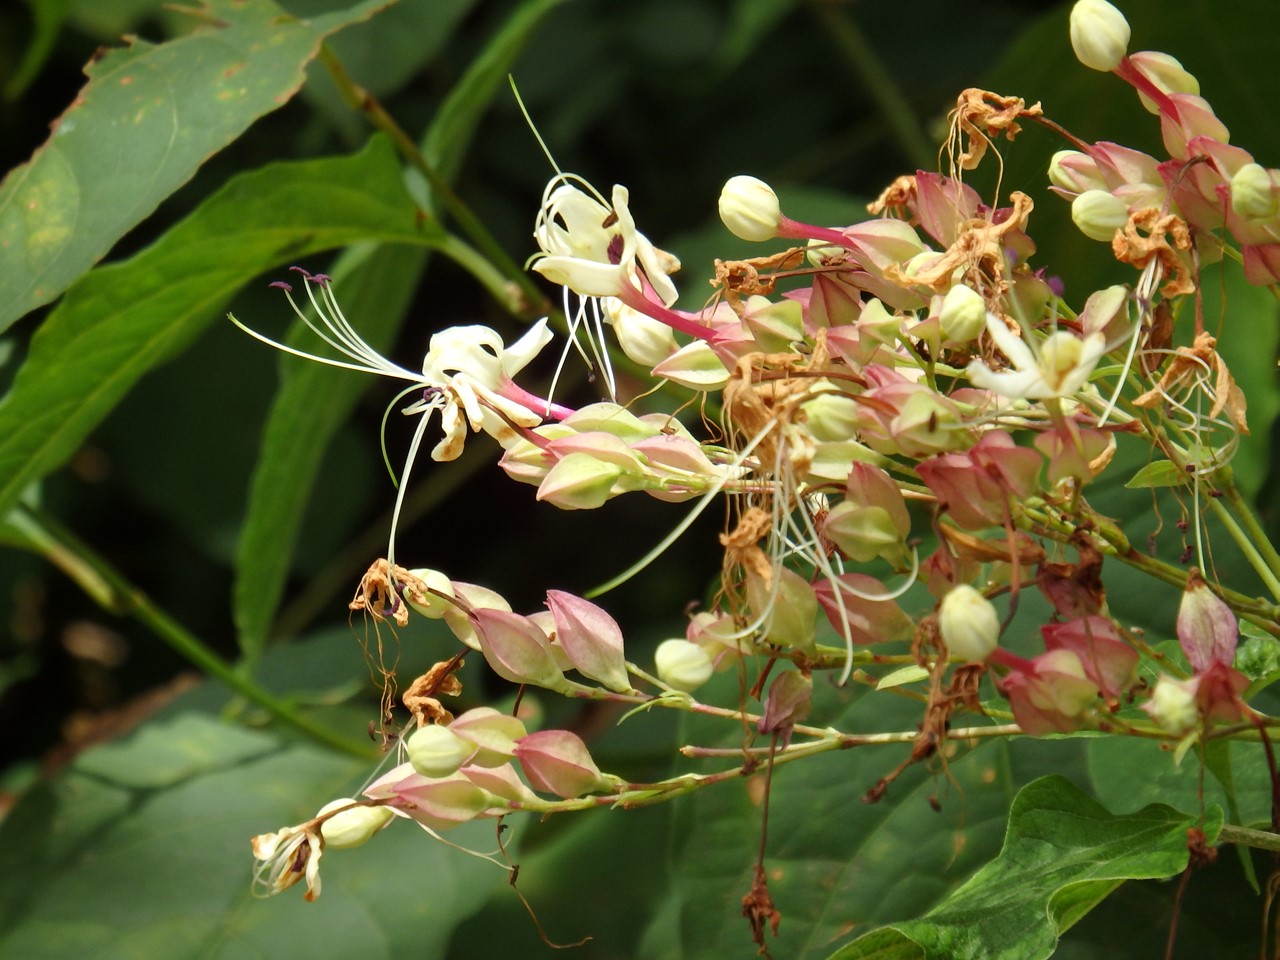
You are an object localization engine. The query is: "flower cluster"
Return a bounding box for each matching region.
[242,3,1275,944]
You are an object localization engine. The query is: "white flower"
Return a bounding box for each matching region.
[230,269,552,565]
[966,312,1106,400]
[532,176,680,307]
[251,822,323,900]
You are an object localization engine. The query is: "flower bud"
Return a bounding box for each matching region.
[654,638,714,692]
[1144,675,1198,735]
[442,580,511,651]
[515,729,614,798]
[602,297,677,367]
[317,799,394,848]
[745,566,818,653]
[719,175,782,242]
[472,607,569,691]
[1176,570,1237,674]
[742,295,804,350]
[406,724,476,778]
[938,284,987,343]
[801,392,861,442]
[1069,0,1130,72]
[651,340,731,391]
[938,584,1000,662]
[382,772,491,832]
[1048,150,1106,195]
[449,707,528,766]
[536,452,623,510]
[1231,163,1279,221]
[1128,51,1199,114]
[1078,284,1129,340]
[823,502,901,565]
[546,590,631,692]
[1071,189,1129,241]
[459,762,538,803]
[403,568,455,619]
[758,669,812,747]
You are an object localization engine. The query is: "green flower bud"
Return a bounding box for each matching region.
[317,799,394,849]
[536,452,624,510]
[654,638,714,692]
[938,284,987,343]
[938,584,1000,662]
[719,175,782,242]
[1071,189,1129,242]
[1069,0,1130,72]
[651,340,731,391]
[450,707,528,766]
[1048,150,1105,194]
[406,724,476,778]
[1230,163,1278,221]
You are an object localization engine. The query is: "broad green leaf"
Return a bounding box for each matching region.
[0,710,505,959]
[827,776,1219,960]
[234,0,565,655]
[1124,460,1184,489]
[0,134,439,525]
[0,0,397,331]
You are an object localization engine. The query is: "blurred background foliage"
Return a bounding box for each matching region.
[0,0,1276,957]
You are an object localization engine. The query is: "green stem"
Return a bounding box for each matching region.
[1206,493,1280,602]
[1216,466,1280,590]
[805,1,934,171]
[8,504,376,759]
[317,44,549,320]
[1218,822,1280,852]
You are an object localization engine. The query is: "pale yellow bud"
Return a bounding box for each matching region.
[1069,0,1130,72]
[938,584,999,662]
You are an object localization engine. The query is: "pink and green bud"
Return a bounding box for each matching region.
[536,452,624,510]
[651,340,731,391]
[546,590,631,692]
[471,607,569,691]
[823,502,903,565]
[515,729,616,798]
[1048,150,1107,196]
[365,763,492,832]
[995,648,1100,734]
[1040,616,1138,697]
[317,798,394,849]
[449,707,528,766]
[406,724,476,778]
[1071,189,1129,241]
[814,573,914,645]
[746,566,818,653]
[654,638,715,692]
[460,762,538,803]
[938,584,1000,662]
[1069,0,1130,72]
[802,392,862,443]
[687,611,750,669]
[758,669,812,747]
[1176,570,1238,674]
[719,175,782,242]
[742,295,804,350]
[564,402,660,442]
[1078,284,1130,341]
[1127,51,1199,114]
[443,581,512,651]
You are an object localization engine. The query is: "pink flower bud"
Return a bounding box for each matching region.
[545,590,631,692]
[472,607,569,691]
[996,649,1099,735]
[365,764,491,832]
[1049,150,1106,196]
[742,295,804,350]
[459,762,538,803]
[536,452,624,510]
[814,573,914,645]
[651,341,731,391]
[758,670,812,747]
[449,707,528,766]
[1176,571,1238,674]
[1040,616,1138,697]
[515,729,614,798]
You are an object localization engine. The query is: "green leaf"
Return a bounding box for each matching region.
[0,134,439,525]
[233,0,565,655]
[827,776,1219,960]
[0,711,505,959]
[0,0,398,331]
[1124,460,1185,489]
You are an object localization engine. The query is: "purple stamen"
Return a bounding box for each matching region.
[310,273,332,284]
[606,234,624,265]
[269,281,292,292]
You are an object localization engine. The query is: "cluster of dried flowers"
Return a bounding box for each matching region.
[245,0,1278,939]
